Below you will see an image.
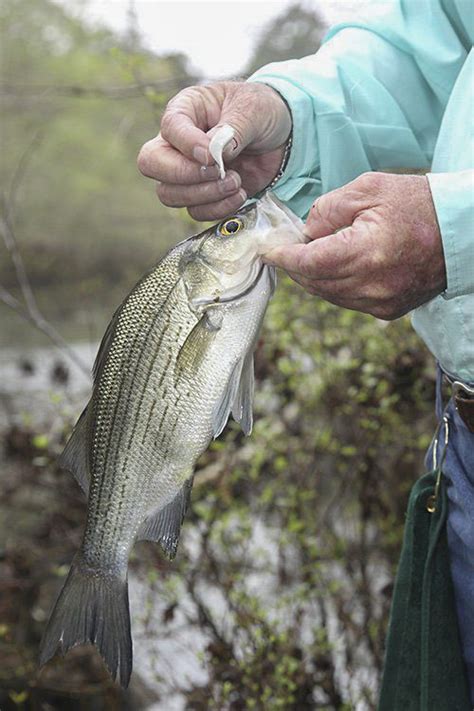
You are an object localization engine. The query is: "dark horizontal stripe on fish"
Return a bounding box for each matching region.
[110,318,187,540]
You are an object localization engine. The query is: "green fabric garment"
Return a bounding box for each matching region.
[378,470,471,711]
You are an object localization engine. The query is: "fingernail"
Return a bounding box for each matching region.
[193,146,208,165]
[238,188,247,202]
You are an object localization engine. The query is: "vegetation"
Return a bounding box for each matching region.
[245,4,326,75]
[0,2,436,709]
[1,0,197,345]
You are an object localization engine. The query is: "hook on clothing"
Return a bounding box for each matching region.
[432,414,450,471]
[427,415,450,514]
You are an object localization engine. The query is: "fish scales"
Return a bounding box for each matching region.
[39,192,305,687]
[87,246,195,563]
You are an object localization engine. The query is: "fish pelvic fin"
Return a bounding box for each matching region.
[213,350,256,439]
[231,351,255,436]
[58,406,91,495]
[39,552,132,688]
[137,476,194,559]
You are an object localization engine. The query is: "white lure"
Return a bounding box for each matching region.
[208,124,235,180]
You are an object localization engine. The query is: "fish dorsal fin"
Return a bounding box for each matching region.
[92,305,121,384]
[212,350,256,439]
[137,476,194,559]
[58,406,90,495]
[231,351,255,436]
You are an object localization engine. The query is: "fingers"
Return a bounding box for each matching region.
[139,82,291,178]
[156,170,242,207]
[263,228,356,280]
[138,81,293,222]
[187,190,247,222]
[138,135,220,184]
[159,87,215,164]
[304,172,379,240]
[138,134,246,216]
[158,84,260,165]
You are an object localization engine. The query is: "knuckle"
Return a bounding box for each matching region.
[156,183,175,207]
[368,249,386,272]
[159,111,175,139]
[305,283,319,296]
[295,251,312,278]
[372,303,398,320]
[357,171,384,193]
[310,196,326,220]
[172,162,188,184]
[187,206,205,221]
[137,142,153,175]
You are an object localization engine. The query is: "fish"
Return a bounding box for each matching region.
[39,191,304,687]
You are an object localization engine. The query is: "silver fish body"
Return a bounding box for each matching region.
[39,192,304,686]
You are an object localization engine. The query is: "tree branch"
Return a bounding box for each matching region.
[0,134,90,377]
[0,285,90,377]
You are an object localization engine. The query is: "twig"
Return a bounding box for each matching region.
[6,129,45,223]
[1,207,41,321]
[0,128,91,376]
[0,285,90,377]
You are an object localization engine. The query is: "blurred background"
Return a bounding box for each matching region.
[1,1,437,709]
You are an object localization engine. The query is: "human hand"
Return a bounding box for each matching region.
[263,173,446,320]
[137,81,291,221]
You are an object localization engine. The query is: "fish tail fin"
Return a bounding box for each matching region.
[39,552,132,687]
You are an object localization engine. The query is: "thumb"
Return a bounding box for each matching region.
[208,100,260,162]
[264,226,357,280]
[215,82,292,160]
[304,175,373,240]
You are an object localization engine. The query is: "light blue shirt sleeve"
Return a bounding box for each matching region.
[428,171,474,300]
[248,0,472,295]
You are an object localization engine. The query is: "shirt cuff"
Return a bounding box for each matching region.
[427,171,474,300]
[247,68,322,218]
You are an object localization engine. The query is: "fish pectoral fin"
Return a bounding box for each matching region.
[137,476,194,559]
[213,350,256,439]
[176,310,222,377]
[231,351,255,436]
[58,406,90,495]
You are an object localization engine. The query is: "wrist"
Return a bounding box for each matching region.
[266,132,293,190]
[245,81,293,152]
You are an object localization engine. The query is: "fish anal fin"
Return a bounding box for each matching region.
[58,406,90,495]
[137,476,194,559]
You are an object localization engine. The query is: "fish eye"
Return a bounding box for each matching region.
[220,218,243,236]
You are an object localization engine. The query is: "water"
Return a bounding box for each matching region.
[0,341,94,429]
